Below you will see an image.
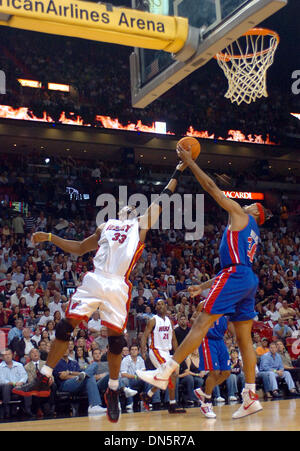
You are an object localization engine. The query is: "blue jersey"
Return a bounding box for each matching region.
[219,215,260,269]
[206,316,228,340]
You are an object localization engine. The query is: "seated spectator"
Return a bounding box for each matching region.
[275,340,300,392]
[75,346,90,370]
[175,296,190,317]
[146,296,157,314]
[273,318,293,343]
[12,266,25,285]
[53,310,62,326]
[53,350,104,416]
[135,297,147,332]
[226,349,245,401]
[24,284,39,309]
[67,339,76,361]
[31,326,42,347]
[258,342,297,398]
[0,300,9,327]
[48,291,64,317]
[33,296,47,318]
[10,286,23,308]
[7,318,24,347]
[265,302,281,322]
[23,348,55,417]
[19,297,31,319]
[38,340,49,361]
[279,300,297,320]
[38,308,53,326]
[255,302,265,322]
[45,320,56,341]
[252,332,262,350]
[255,338,270,358]
[26,309,40,328]
[176,275,187,293]
[287,318,300,337]
[185,349,205,393]
[95,326,109,351]
[0,348,28,418]
[178,359,198,407]
[88,310,102,339]
[14,327,37,364]
[174,314,190,345]
[120,344,147,411]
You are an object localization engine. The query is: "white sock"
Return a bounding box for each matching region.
[245,383,256,393]
[108,379,119,391]
[41,365,53,378]
[169,399,176,405]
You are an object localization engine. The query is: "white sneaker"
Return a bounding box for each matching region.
[232,389,262,419]
[229,395,238,401]
[199,402,216,419]
[88,405,107,415]
[136,366,171,390]
[194,387,208,403]
[215,396,225,403]
[123,387,138,398]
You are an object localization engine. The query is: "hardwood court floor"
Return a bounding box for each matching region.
[0,399,299,431]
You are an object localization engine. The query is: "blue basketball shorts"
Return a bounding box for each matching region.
[203,265,259,322]
[199,337,231,372]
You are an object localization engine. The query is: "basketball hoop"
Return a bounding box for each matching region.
[215,28,279,105]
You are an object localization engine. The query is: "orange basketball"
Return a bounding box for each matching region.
[177,137,201,160]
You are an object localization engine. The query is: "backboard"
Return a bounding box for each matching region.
[130,0,287,107]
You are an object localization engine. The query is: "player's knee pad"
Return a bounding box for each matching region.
[108,334,127,355]
[55,318,74,342]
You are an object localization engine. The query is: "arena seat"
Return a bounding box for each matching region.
[286,338,300,360]
[55,390,88,417]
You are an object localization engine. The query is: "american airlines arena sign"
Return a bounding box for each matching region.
[223,191,264,200]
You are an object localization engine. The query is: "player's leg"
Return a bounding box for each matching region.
[232,319,262,419]
[194,371,220,419]
[104,328,127,423]
[45,318,80,370]
[13,318,80,397]
[233,320,256,385]
[168,368,186,414]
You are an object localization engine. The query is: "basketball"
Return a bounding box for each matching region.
[177,137,201,160]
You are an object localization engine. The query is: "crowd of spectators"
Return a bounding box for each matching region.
[0,154,299,420]
[0,23,299,143]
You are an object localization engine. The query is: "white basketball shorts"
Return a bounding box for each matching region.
[149,348,171,368]
[66,269,131,333]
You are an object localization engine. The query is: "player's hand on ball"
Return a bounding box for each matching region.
[31,232,49,245]
[188,285,203,297]
[176,145,193,165]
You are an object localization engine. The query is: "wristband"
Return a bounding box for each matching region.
[48,233,52,242]
[171,169,182,181]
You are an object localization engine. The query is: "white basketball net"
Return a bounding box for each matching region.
[215,30,279,105]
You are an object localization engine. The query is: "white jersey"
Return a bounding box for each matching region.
[149,314,173,352]
[93,218,143,278]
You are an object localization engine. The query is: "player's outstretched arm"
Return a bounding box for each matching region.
[177,147,245,216]
[31,224,104,256]
[139,161,187,241]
